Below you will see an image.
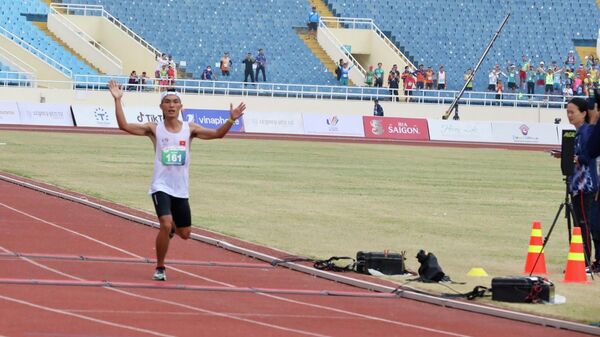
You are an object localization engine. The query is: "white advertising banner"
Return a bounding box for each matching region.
[17,102,73,126]
[72,105,118,128]
[491,122,559,145]
[303,113,365,137]
[0,101,20,124]
[428,120,493,142]
[243,111,304,134]
[124,106,176,124]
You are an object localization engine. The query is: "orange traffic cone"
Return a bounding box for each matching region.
[563,227,588,283]
[524,221,547,274]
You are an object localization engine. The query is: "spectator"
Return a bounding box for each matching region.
[201,65,217,80]
[159,64,169,91]
[242,52,255,83]
[586,54,598,68]
[402,71,415,102]
[564,67,575,91]
[425,66,434,90]
[220,52,232,77]
[364,65,374,86]
[373,99,384,116]
[526,65,536,98]
[536,61,546,92]
[388,69,399,102]
[565,97,599,272]
[463,68,473,91]
[565,50,576,66]
[544,68,554,96]
[488,68,498,92]
[553,64,563,94]
[495,79,504,103]
[519,55,530,90]
[387,64,400,84]
[415,64,425,90]
[127,70,139,91]
[339,61,353,86]
[437,65,446,90]
[155,53,168,84]
[255,48,267,82]
[583,73,594,96]
[506,64,517,92]
[307,6,320,39]
[335,59,343,82]
[373,63,384,87]
[140,71,151,91]
[167,64,176,86]
[577,64,587,81]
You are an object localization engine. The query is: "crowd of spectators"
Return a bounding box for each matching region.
[349,50,599,102]
[487,51,599,101]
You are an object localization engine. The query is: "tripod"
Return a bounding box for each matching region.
[529,178,594,280]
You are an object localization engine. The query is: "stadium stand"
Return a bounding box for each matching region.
[0,0,96,76]
[60,0,339,85]
[324,0,600,90]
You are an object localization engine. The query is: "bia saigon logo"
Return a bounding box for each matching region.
[519,124,530,135]
[370,119,384,135]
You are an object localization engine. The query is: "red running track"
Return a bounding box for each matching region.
[0,177,592,337]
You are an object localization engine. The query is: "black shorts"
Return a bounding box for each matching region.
[508,82,516,89]
[308,22,318,31]
[151,191,191,228]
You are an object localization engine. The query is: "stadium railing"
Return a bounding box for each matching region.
[0,73,568,109]
[0,26,73,78]
[320,17,415,70]
[50,3,162,58]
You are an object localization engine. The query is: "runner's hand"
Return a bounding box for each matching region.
[108,80,123,100]
[230,102,246,120]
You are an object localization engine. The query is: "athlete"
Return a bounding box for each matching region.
[108,80,246,281]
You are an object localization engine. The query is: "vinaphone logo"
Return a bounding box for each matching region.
[519,124,530,135]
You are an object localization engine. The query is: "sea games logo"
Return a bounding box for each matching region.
[326,116,339,131]
[363,117,429,140]
[513,123,539,143]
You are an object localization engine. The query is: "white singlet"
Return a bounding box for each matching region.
[149,121,191,198]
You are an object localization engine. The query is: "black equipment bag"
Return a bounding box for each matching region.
[355,251,406,275]
[491,276,554,303]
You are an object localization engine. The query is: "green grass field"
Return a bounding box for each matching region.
[0,130,598,323]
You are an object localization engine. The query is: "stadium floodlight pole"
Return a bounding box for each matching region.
[442,13,511,120]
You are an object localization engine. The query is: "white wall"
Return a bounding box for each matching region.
[0,86,568,124]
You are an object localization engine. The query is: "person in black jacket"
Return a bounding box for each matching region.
[373,99,384,116]
[242,52,255,83]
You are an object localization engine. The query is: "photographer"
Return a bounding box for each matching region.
[567,97,599,272]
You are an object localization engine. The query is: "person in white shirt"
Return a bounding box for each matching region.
[436,65,446,90]
[108,80,246,281]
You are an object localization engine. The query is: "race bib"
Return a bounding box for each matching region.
[161,146,186,166]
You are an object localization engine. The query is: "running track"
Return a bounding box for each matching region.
[0,174,596,337]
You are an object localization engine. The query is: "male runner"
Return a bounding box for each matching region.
[108,80,246,281]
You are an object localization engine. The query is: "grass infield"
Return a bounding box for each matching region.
[0,130,598,323]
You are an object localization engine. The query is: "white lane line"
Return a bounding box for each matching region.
[0,202,144,259]
[1,201,475,337]
[0,245,332,337]
[68,309,351,319]
[0,294,175,337]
